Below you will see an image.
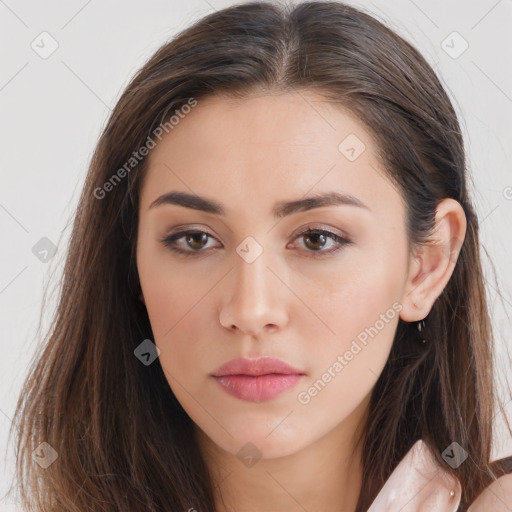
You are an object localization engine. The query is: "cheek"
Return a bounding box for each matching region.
[137,247,213,379]
[293,277,401,431]
[303,251,404,380]
[137,235,202,336]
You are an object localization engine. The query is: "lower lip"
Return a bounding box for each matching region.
[212,374,304,402]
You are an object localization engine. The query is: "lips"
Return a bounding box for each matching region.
[211,356,306,403]
[211,356,306,377]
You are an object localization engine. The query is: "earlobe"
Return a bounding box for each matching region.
[399,198,466,323]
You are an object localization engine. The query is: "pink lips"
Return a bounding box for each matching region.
[211,356,306,403]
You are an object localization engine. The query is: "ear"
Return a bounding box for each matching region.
[400,198,467,322]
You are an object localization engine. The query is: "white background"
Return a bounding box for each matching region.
[1,0,511,509]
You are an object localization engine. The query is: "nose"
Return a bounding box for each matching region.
[218,244,289,336]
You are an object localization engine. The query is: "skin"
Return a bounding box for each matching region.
[136,89,467,512]
[468,474,512,510]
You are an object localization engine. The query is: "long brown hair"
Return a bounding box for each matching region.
[9,1,512,510]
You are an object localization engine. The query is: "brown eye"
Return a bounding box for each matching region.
[161,227,351,258]
[294,228,352,257]
[184,232,209,250]
[303,231,328,251]
[161,230,217,255]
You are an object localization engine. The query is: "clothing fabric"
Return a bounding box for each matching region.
[367,439,512,511]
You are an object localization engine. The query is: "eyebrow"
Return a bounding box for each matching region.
[149,190,370,218]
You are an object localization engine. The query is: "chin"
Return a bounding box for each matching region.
[221,425,313,462]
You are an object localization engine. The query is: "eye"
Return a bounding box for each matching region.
[161,230,218,255]
[291,228,351,257]
[160,227,352,258]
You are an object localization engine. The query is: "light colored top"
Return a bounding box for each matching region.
[368,439,512,511]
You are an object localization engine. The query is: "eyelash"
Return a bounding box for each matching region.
[160,227,352,258]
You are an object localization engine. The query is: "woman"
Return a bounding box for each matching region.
[10,1,512,511]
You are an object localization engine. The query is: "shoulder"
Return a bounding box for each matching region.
[468,473,512,511]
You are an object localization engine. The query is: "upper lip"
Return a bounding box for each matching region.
[211,356,306,377]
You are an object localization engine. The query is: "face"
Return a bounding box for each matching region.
[136,90,411,460]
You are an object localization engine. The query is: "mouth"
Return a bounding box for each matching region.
[211,356,306,403]
[211,356,306,378]
[212,373,305,403]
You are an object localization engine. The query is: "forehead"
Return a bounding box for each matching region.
[139,90,401,218]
